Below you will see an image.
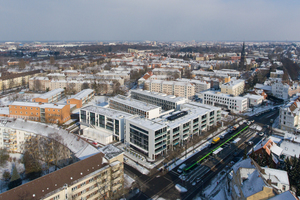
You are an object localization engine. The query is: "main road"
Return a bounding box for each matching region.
[125,108,280,200]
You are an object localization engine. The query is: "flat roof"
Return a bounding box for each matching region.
[200,91,247,101]
[130,89,187,103]
[11,101,66,109]
[35,88,64,100]
[69,89,94,100]
[109,95,160,111]
[81,105,133,119]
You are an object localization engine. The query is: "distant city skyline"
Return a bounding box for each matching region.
[1,0,299,41]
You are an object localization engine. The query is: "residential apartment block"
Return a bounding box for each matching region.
[220,78,245,96]
[243,94,264,107]
[198,91,248,112]
[130,89,187,111]
[67,89,94,108]
[144,80,195,99]
[80,105,132,142]
[271,80,300,100]
[176,78,211,93]
[152,68,181,78]
[279,96,300,132]
[109,95,161,119]
[0,145,124,200]
[270,70,284,79]
[32,88,65,103]
[125,102,221,161]
[9,101,70,124]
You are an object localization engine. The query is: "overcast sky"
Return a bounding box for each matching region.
[0,0,299,42]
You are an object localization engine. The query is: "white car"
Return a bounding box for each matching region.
[177,164,187,174]
[258,132,264,137]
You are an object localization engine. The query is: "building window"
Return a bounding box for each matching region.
[53,195,60,200]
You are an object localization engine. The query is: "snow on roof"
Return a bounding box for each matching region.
[222,79,244,87]
[130,89,187,103]
[268,191,296,200]
[69,89,94,100]
[284,132,300,144]
[81,105,133,119]
[0,107,9,115]
[243,94,264,100]
[201,91,247,101]
[99,144,123,160]
[280,140,300,157]
[109,95,160,112]
[239,169,266,198]
[261,167,289,186]
[268,136,282,144]
[270,145,283,156]
[232,158,255,173]
[0,118,99,160]
[35,88,64,100]
[11,101,66,109]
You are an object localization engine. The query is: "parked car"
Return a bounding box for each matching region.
[246,141,253,145]
[258,132,264,137]
[177,163,187,174]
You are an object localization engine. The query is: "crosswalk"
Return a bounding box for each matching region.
[184,165,210,183]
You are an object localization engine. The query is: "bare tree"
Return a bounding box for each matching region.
[19,59,26,70]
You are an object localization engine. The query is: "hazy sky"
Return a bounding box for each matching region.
[0,0,299,41]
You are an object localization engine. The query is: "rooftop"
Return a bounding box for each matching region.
[34,88,64,100]
[81,105,133,119]
[109,95,161,111]
[130,89,187,103]
[10,101,67,109]
[69,89,94,100]
[100,144,123,160]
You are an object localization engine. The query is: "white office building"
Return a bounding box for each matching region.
[271,81,290,100]
[130,89,187,111]
[243,94,264,107]
[80,106,133,142]
[198,91,248,112]
[109,95,161,119]
[125,102,221,161]
[279,97,300,132]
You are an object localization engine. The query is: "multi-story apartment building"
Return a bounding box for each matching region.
[271,80,300,100]
[67,89,94,109]
[279,96,300,132]
[214,69,240,78]
[9,101,70,124]
[220,78,245,96]
[177,78,211,93]
[152,68,181,78]
[198,91,248,112]
[109,95,161,119]
[45,80,89,93]
[0,118,99,158]
[0,70,43,91]
[32,88,65,103]
[0,145,124,200]
[80,105,132,142]
[130,89,187,111]
[29,76,50,91]
[96,71,130,81]
[144,80,195,99]
[125,102,221,161]
[270,70,284,79]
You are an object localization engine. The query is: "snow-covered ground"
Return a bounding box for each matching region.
[124,157,150,175]
[250,124,262,131]
[175,184,187,193]
[243,105,277,117]
[193,168,232,200]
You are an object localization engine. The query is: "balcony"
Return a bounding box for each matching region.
[173,134,180,140]
[183,134,189,139]
[155,131,167,138]
[173,130,180,134]
[183,129,189,134]
[155,141,166,149]
[155,146,166,154]
[155,136,166,144]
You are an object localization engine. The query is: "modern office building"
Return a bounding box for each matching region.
[130,89,187,111]
[32,88,65,103]
[279,96,300,132]
[0,145,124,200]
[67,89,95,108]
[220,78,245,96]
[109,95,161,119]
[80,105,132,142]
[125,102,221,161]
[243,94,264,107]
[198,91,248,112]
[9,101,70,124]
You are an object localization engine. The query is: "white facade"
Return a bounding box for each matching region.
[198,91,248,112]
[80,105,132,142]
[125,102,221,161]
[220,78,245,96]
[243,94,264,107]
[279,97,300,132]
[271,81,289,100]
[109,95,161,119]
